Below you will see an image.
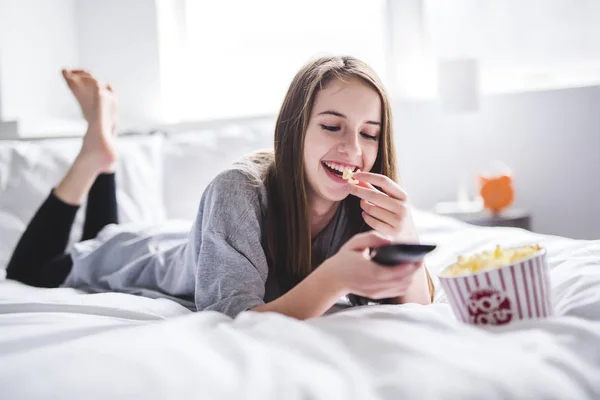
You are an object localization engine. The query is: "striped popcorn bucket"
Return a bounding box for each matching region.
[439,248,553,326]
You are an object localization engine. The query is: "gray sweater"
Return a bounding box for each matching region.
[63,166,353,318]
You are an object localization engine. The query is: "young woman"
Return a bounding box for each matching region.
[7,56,434,320]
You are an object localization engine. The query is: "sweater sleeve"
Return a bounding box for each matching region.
[188,169,269,318]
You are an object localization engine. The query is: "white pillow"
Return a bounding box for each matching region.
[0,134,166,273]
[162,119,274,221]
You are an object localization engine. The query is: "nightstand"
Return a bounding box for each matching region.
[438,208,532,230]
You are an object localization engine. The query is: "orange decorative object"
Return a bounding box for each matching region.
[479,174,514,214]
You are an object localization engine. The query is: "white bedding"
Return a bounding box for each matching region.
[1,210,600,399]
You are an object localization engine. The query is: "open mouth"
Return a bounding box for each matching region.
[321,161,358,178]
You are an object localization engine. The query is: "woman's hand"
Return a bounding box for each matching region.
[322,231,422,300]
[349,171,412,241]
[347,173,433,305]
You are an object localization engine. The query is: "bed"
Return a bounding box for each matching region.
[1,129,599,399]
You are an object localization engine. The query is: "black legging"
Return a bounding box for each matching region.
[6,173,118,287]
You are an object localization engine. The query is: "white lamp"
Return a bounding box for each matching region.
[435,57,482,214]
[0,53,20,139]
[437,58,480,114]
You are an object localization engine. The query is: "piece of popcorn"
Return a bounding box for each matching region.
[343,167,359,184]
[442,244,542,277]
[342,168,353,180]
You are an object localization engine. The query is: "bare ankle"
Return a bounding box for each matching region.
[79,125,118,173]
[54,158,102,206]
[74,152,115,175]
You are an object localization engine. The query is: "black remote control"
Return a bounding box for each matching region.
[370,243,437,266]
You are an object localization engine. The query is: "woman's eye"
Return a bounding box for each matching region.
[361,133,378,141]
[320,124,340,132]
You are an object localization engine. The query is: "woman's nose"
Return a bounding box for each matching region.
[337,130,362,158]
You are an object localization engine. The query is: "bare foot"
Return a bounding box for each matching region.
[62,68,118,173]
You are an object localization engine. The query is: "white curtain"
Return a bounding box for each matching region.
[423,0,600,92]
[166,0,387,121]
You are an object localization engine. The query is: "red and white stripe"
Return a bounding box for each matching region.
[439,250,553,325]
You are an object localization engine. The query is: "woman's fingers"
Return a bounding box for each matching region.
[352,171,407,200]
[376,262,420,279]
[350,184,398,212]
[346,230,392,251]
[369,265,419,297]
[360,199,404,227]
[361,211,396,236]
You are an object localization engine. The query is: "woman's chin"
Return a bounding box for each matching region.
[319,184,351,202]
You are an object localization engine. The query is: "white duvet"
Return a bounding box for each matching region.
[1,211,599,400]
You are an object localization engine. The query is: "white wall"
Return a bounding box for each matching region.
[74,0,163,128]
[395,86,600,239]
[0,0,163,134]
[0,0,79,123]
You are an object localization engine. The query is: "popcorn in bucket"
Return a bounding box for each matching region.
[438,245,553,326]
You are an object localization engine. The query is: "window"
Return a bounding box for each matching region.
[162,0,387,121]
[422,0,600,94]
[159,0,600,121]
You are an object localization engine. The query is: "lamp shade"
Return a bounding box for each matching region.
[0,52,3,120]
[437,58,480,114]
[0,54,20,139]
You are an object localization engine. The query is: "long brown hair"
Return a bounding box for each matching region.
[262,56,433,302]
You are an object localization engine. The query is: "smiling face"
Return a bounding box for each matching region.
[303,77,382,206]
[266,56,397,294]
